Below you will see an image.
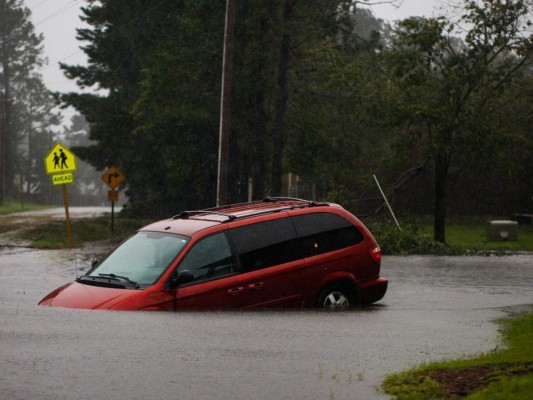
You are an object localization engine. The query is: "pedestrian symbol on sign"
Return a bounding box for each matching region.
[60,149,68,169]
[44,143,77,175]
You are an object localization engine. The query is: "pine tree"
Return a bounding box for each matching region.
[0,0,58,204]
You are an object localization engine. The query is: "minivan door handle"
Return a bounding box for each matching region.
[248,282,264,291]
[227,287,245,296]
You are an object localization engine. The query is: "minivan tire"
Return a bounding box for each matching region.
[316,282,356,309]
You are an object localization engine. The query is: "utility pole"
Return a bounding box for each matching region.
[0,0,4,205]
[216,0,236,206]
[0,98,5,205]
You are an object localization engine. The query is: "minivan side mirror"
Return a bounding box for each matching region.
[168,270,194,290]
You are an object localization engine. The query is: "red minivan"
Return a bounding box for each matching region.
[39,198,388,310]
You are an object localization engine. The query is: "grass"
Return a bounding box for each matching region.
[0,200,54,215]
[382,309,533,399]
[14,216,148,249]
[418,217,533,252]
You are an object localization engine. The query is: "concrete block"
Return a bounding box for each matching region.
[486,220,518,241]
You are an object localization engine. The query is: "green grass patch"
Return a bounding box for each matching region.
[418,218,533,252]
[382,309,533,399]
[17,216,149,249]
[467,375,533,400]
[366,217,533,254]
[0,201,54,215]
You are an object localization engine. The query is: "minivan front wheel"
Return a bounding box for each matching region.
[316,283,356,309]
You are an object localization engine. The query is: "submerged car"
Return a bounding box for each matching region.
[39,198,388,310]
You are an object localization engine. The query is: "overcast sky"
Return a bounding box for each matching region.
[27,0,444,97]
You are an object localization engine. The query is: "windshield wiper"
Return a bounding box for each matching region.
[77,275,128,289]
[98,273,140,288]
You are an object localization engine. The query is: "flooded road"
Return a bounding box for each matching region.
[1,246,531,400]
[8,206,121,219]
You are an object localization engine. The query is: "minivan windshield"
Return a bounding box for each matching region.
[86,232,190,287]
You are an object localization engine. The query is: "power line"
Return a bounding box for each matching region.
[30,0,51,11]
[41,49,84,72]
[34,0,83,27]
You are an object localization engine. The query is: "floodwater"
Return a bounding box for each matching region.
[0,245,531,400]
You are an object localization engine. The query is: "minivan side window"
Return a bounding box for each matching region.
[291,213,364,257]
[227,218,298,273]
[177,232,235,283]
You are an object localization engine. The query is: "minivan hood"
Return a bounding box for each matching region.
[39,281,139,310]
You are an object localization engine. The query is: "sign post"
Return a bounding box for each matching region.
[44,142,77,247]
[62,184,73,247]
[101,166,125,233]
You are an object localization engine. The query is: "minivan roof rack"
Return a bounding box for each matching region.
[172,198,329,223]
[172,210,238,221]
[263,197,328,207]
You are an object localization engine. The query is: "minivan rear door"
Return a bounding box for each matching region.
[289,212,367,304]
[226,216,306,308]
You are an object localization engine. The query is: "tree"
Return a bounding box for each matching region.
[61,114,105,205]
[61,0,193,216]
[383,0,533,242]
[0,0,54,204]
[61,0,407,216]
[230,1,383,200]
[285,6,394,207]
[130,1,225,215]
[18,77,60,200]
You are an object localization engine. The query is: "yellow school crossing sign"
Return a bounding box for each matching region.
[45,142,77,174]
[43,142,77,247]
[44,142,77,185]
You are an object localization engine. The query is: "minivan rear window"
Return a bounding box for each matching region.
[227,218,299,273]
[291,213,364,257]
[227,213,365,273]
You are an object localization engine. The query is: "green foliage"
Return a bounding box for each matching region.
[128,1,225,215]
[467,375,533,400]
[286,8,394,196]
[61,0,191,216]
[382,371,443,400]
[366,219,465,255]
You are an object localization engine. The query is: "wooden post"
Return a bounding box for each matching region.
[62,184,73,247]
[111,199,115,234]
[20,175,24,209]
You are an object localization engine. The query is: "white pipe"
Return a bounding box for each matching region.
[373,174,402,231]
